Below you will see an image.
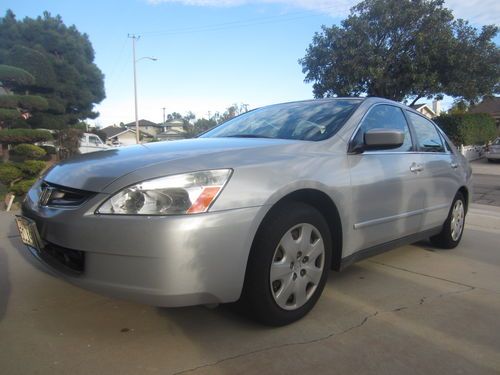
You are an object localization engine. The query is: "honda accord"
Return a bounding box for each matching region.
[17,97,472,325]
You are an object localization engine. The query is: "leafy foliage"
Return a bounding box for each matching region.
[0,10,105,128]
[434,113,497,145]
[12,143,46,160]
[0,128,53,144]
[0,94,48,111]
[0,163,22,185]
[11,178,37,196]
[17,160,46,176]
[0,64,34,87]
[300,0,500,104]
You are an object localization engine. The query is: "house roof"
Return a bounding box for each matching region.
[410,103,436,116]
[469,97,500,115]
[101,126,132,138]
[124,119,161,128]
[101,126,152,139]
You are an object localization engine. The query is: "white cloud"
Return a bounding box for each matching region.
[146,0,500,25]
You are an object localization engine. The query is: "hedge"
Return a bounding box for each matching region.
[0,163,22,185]
[434,113,497,145]
[0,128,53,144]
[17,160,46,176]
[12,144,46,160]
[11,178,37,196]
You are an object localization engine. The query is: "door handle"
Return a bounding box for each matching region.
[410,163,424,173]
[450,162,459,169]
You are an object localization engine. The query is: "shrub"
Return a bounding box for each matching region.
[0,128,53,144]
[17,160,46,177]
[434,113,497,145]
[11,178,37,196]
[40,145,57,155]
[0,163,22,185]
[12,144,46,160]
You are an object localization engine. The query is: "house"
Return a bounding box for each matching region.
[123,119,163,137]
[156,119,188,141]
[410,100,441,119]
[101,126,138,146]
[469,96,500,134]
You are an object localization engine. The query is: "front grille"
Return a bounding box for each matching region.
[42,242,85,274]
[40,181,96,207]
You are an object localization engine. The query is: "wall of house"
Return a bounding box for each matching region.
[118,132,137,145]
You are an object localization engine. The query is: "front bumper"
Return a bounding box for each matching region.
[485,152,500,160]
[21,183,266,307]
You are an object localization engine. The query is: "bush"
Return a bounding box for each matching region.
[17,160,46,177]
[0,163,22,185]
[434,113,497,145]
[0,128,53,144]
[12,144,46,160]
[40,145,57,155]
[11,178,37,196]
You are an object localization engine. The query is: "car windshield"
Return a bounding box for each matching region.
[493,138,500,145]
[200,99,361,141]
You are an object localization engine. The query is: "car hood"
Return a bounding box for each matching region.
[44,137,300,192]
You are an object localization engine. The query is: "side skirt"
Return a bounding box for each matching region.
[339,227,442,270]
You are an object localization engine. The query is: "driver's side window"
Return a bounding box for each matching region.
[353,105,413,152]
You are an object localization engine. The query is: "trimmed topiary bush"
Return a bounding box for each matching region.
[11,178,37,196]
[434,113,497,145]
[0,163,22,185]
[17,160,46,177]
[13,144,46,160]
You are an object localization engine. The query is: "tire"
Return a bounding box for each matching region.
[430,192,466,249]
[240,201,332,326]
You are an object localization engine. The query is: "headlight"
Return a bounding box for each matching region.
[97,169,232,215]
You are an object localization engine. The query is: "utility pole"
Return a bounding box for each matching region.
[128,34,141,144]
[162,107,166,124]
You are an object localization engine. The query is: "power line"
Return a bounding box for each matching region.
[140,5,337,37]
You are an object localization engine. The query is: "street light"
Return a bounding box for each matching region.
[129,34,157,144]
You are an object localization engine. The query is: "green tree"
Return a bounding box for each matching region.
[0,128,52,161]
[300,0,499,105]
[0,10,105,129]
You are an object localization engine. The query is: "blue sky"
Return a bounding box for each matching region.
[2,0,499,127]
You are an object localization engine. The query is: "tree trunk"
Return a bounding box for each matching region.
[1,143,9,162]
[410,95,423,106]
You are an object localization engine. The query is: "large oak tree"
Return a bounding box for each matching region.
[300,0,499,104]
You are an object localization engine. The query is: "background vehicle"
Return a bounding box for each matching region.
[17,98,472,326]
[485,138,500,162]
[79,133,109,154]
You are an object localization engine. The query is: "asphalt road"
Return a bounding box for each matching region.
[1,205,499,375]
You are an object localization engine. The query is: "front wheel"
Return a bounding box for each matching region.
[241,202,332,326]
[430,192,466,249]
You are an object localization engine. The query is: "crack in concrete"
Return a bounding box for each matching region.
[171,262,482,375]
[171,310,380,375]
[368,260,477,289]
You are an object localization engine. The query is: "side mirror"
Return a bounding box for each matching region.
[364,128,404,150]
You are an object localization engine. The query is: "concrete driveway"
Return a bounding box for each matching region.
[1,205,500,375]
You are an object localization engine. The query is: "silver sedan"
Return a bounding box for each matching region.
[17,97,472,326]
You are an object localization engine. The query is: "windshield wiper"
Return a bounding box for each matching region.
[224,134,272,139]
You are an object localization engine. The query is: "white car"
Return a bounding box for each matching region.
[485,138,500,162]
[79,133,109,154]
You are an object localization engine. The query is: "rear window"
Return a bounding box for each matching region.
[201,99,361,141]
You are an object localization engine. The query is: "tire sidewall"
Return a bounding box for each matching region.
[243,202,332,325]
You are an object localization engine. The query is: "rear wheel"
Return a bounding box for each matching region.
[430,192,466,249]
[241,202,332,326]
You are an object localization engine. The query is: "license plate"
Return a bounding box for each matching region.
[15,216,43,252]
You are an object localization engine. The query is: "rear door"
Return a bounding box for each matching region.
[405,111,461,231]
[348,104,424,251]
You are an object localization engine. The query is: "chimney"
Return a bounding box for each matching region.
[432,100,441,116]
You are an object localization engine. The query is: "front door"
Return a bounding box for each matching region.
[348,104,423,252]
